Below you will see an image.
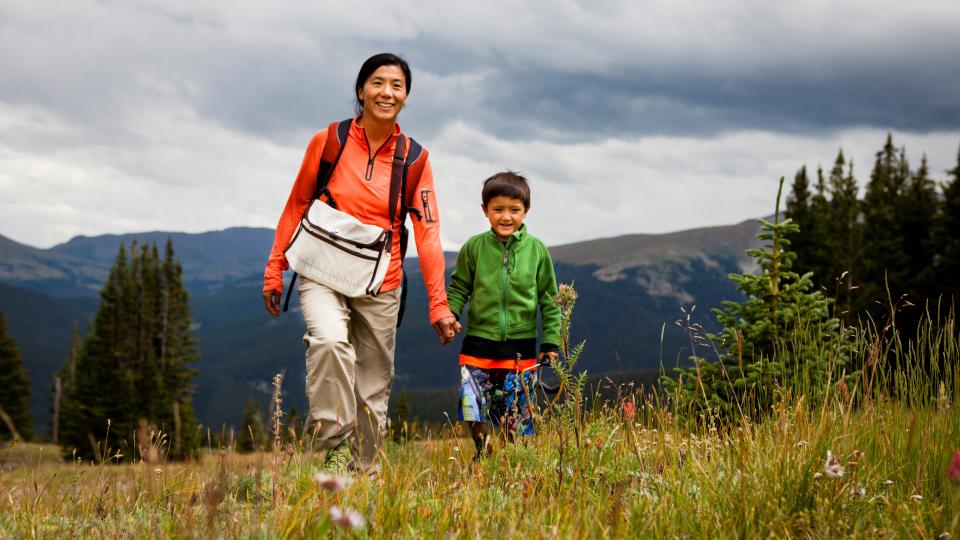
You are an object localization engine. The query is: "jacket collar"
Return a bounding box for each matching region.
[350,115,402,150]
[488,223,527,245]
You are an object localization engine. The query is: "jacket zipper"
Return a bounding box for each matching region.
[362,131,393,181]
[500,241,510,340]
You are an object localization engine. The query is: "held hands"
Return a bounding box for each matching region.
[538,351,559,366]
[432,316,461,345]
[263,289,281,317]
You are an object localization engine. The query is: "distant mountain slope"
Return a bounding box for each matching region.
[550,219,760,283]
[0,227,275,297]
[50,227,276,292]
[0,282,96,433]
[1,219,760,434]
[0,234,110,296]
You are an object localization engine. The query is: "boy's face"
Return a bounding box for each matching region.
[483,195,528,241]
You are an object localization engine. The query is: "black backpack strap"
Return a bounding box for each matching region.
[282,118,352,313]
[396,138,427,327]
[312,118,353,207]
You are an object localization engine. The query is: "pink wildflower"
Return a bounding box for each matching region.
[313,472,354,492]
[330,506,365,530]
[948,450,960,484]
[623,401,636,421]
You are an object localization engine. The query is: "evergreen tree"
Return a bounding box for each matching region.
[806,165,833,287]
[936,145,960,305]
[665,178,843,420]
[59,239,200,461]
[899,155,938,305]
[157,239,200,458]
[0,313,34,441]
[786,165,813,274]
[51,321,81,443]
[826,151,861,317]
[238,398,267,453]
[858,134,910,319]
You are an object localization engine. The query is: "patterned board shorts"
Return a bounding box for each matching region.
[458,365,537,436]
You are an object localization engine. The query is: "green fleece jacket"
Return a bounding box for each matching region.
[447,224,561,347]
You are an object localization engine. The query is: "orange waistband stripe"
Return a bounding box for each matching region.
[459,355,537,370]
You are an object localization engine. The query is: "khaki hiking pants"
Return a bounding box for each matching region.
[297,276,400,468]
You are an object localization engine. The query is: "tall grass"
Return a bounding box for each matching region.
[1,309,958,537]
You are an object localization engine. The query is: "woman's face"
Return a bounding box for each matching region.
[358,64,408,124]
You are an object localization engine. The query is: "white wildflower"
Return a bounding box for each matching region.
[314,472,354,493]
[795,440,808,448]
[153,468,163,475]
[824,451,845,478]
[882,479,894,486]
[911,494,923,501]
[330,506,365,530]
[850,485,866,498]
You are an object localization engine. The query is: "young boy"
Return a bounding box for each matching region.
[447,171,561,461]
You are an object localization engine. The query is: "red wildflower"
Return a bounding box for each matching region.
[949,450,960,484]
[623,401,636,421]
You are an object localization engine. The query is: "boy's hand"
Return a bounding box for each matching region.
[538,351,558,365]
[432,316,459,345]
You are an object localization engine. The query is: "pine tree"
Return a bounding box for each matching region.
[899,155,938,304]
[826,151,861,317]
[786,165,813,274]
[665,178,843,420]
[806,165,833,287]
[936,144,960,305]
[59,239,200,461]
[858,134,911,319]
[156,238,200,459]
[0,313,34,441]
[51,321,81,443]
[238,398,267,453]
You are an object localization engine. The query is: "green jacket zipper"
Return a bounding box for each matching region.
[500,241,510,340]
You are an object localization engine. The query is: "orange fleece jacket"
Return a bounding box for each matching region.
[263,118,453,324]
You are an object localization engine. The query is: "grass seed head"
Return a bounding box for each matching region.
[824,451,845,478]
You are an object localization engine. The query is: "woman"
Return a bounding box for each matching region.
[262,53,458,472]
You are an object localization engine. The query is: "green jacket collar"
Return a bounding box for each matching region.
[487,223,527,245]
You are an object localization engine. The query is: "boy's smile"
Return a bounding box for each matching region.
[483,195,528,242]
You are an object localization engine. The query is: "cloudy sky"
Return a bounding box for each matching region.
[1,0,959,250]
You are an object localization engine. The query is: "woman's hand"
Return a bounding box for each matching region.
[263,289,281,317]
[432,316,459,345]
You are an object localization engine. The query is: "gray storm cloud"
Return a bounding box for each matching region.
[0,0,958,247]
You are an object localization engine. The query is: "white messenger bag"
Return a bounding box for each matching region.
[284,133,407,299]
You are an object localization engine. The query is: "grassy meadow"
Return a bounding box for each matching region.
[2,310,959,539]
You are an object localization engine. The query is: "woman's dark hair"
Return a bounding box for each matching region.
[354,53,412,115]
[482,171,531,209]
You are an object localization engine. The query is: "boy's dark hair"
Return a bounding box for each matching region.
[354,53,412,115]
[482,171,531,209]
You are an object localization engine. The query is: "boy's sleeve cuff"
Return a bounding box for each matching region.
[539,343,560,354]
